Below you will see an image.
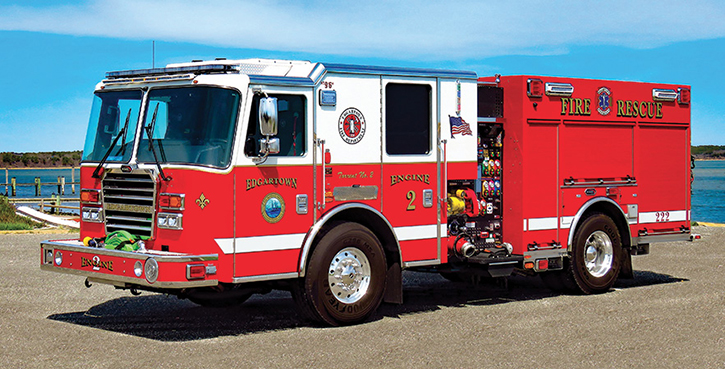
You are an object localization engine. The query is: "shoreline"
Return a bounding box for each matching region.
[3,166,78,170]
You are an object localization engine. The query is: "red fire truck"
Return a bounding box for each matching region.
[41,59,694,325]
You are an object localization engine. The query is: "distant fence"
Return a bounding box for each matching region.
[2,168,78,197]
[9,196,80,214]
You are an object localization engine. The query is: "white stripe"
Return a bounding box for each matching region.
[639,210,688,224]
[523,219,528,231]
[560,216,574,229]
[527,217,558,231]
[394,224,438,241]
[214,233,306,255]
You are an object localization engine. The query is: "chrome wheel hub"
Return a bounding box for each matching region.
[584,230,614,278]
[328,247,371,304]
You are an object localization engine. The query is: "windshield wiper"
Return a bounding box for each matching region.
[145,103,172,181]
[113,108,132,157]
[92,108,132,179]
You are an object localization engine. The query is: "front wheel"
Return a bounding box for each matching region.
[293,222,387,326]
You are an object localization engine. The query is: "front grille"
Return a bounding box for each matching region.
[102,171,156,238]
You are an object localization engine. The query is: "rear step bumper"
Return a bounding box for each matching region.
[40,239,219,289]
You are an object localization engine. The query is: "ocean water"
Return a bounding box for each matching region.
[4,163,724,222]
[691,160,725,224]
[2,168,79,198]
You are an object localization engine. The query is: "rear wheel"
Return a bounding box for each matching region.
[568,213,622,294]
[293,222,386,326]
[541,213,622,294]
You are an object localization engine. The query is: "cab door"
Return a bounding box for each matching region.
[233,88,316,279]
[381,78,440,265]
[313,75,383,216]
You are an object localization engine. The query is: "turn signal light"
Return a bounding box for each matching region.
[187,264,206,280]
[524,261,535,269]
[80,189,100,204]
[678,87,690,104]
[537,259,549,270]
[159,193,185,210]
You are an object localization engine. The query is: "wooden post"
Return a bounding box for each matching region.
[11,177,16,196]
[35,177,41,196]
[4,168,7,196]
[61,176,66,195]
[71,166,76,194]
[40,198,44,213]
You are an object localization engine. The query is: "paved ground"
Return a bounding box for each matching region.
[1,227,723,368]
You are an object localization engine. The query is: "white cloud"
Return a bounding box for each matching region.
[1,0,724,59]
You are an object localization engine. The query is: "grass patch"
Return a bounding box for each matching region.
[0,196,44,230]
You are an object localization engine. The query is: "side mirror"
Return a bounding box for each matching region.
[259,97,278,136]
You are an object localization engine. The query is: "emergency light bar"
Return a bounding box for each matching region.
[105,64,240,79]
[545,82,574,96]
[652,88,678,102]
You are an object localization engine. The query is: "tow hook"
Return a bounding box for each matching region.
[84,278,92,288]
[130,288,141,296]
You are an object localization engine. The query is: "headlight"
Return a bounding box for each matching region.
[54,251,63,266]
[82,207,103,223]
[144,258,158,283]
[157,213,183,230]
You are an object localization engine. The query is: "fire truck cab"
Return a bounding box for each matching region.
[41,59,693,325]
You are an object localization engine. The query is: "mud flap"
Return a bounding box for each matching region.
[383,261,403,304]
[620,250,634,279]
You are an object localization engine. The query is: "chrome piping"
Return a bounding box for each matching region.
[232,272,299,283]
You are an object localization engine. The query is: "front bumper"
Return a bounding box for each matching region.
[40,239,219,289]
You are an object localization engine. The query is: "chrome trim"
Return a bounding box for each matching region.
[524,249,568,260]
[322,63,477,80]
[249,75,317,87]
[545,82,574,96]
[333,185,378,201]
[652,88,678,102]
[41,240,218,262]
[633,233,692,245]
[566,197,631,249]
[232,272,298,283]
[403,259,440,268]
[40,261,217,289]
[298,203,401,277]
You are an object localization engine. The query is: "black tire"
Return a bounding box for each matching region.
[293,222,386,326]
[565,213,622,294]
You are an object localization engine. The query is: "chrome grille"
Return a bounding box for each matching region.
[102,171,156,238]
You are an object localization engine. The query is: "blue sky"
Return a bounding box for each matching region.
[1,0,724,152]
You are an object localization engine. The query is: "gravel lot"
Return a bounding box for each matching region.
[1,227,723,368]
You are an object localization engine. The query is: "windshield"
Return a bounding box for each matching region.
[82,90,142,162]
[137,87,240,168]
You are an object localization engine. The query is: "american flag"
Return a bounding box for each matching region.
[449,116,472,137]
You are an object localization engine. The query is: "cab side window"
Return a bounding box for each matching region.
[385,83,432,155]
[244,94,306,157]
